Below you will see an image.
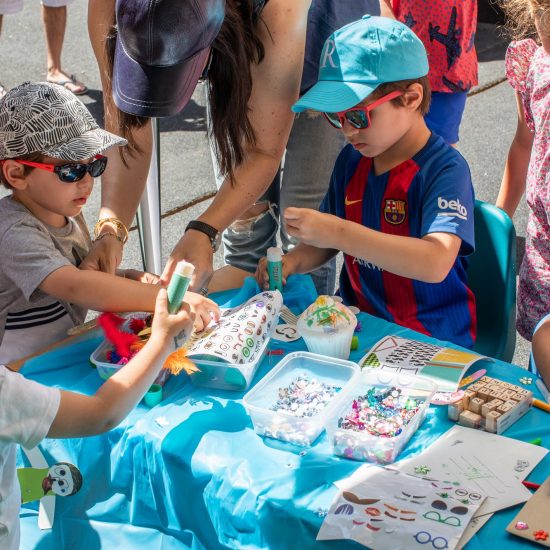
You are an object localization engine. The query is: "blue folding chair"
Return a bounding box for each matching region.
[467,200,517,362]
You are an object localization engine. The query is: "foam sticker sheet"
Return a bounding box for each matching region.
[318,467,485,550]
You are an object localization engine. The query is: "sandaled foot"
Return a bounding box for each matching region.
[46,72,88,96]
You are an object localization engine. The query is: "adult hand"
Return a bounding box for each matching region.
[284,207,341,249]
[122,269,160,285]
[160,230,214,291]
[80,236,123,275]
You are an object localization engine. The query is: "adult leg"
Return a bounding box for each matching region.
[0,0,24,98]
[43,1,87,94]
[279,112,345,296]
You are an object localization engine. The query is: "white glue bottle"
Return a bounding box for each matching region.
[167,261,195,314]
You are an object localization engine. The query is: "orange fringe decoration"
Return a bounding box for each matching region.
[163,347,200,376]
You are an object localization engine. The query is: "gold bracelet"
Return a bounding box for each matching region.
[93,232,123,245]
[94,217,129,244]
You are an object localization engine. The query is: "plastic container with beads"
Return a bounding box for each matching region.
[325,370,436,463]
[243,351,360,446]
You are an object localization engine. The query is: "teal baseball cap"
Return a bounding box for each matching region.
[292,15,429,113]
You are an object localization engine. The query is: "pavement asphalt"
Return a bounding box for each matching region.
[0,3,531,367]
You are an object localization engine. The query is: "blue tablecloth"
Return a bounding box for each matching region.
[19,276,550,549]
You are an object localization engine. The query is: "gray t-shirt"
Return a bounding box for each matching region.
[0,196,91,362]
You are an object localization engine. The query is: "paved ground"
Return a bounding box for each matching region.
[0,5,530,366]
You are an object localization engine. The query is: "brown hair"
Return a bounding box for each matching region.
[498,0,550,40]
[0,152,44,189]
[106,0,266,179]
[370,76,432,115]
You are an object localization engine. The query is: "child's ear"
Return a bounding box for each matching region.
[2,160,29,190]
[402,83,424,112]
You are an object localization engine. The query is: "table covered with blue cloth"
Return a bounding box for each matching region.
[18,275,550,549]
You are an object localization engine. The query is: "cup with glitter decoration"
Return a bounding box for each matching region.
[297,296,357,359]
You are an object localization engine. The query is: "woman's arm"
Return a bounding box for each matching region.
[162,0,313,287]
[84,0,153,274]
[496,91,534,218]
[48,290,193,437]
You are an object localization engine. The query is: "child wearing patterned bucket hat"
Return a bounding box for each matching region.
[0,81,218,365]
[256,16,477,348]
[0,83,200,550]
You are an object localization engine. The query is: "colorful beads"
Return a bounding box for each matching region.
[336,387,421,438]
[271,375,341,418]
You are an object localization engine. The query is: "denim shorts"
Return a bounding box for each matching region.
[424,91,468,145]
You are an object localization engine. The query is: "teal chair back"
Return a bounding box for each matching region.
[467,200,516,362]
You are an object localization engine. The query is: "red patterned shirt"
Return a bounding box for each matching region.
[392,0,478,92]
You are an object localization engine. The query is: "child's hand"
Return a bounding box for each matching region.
[255,254,295,290]
[150,289,195,343]
[284,207,340,248]
[184,291,220,332]
[121,269,160,284]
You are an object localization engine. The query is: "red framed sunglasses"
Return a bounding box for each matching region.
[323,90,404,130]
[14,155,108,183]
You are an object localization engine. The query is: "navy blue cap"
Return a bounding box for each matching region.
[113,0,225,118]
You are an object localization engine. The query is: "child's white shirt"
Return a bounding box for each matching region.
[0,365,60,550]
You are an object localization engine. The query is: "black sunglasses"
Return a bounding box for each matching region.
[16,155,108,183]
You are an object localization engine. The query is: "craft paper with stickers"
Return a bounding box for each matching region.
[182,290,282,363]
[317,466,485,550]
[359,335,488,392]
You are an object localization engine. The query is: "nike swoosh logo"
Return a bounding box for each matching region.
[345,198,362,206]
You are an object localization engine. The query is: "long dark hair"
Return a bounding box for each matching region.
[106,0,266,178]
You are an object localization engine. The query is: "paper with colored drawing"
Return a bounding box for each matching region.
[396,426,548,516]
[182,290,282,364]
[318,466,485,550]
[359,335,489,392]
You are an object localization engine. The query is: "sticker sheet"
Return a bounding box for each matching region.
[507,476,550,547]
[182,290,282,364]
[359,336,489,392]
[396,426,548,516]
[317,467,485,550]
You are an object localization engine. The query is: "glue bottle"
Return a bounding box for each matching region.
[267,247,283,292]
[167,261,195,313]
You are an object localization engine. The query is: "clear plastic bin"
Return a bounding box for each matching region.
[90,313,172,386]
[325,370,436,463]
[243,351,360,446]
[188,335,271,391]
[188,315,278,391]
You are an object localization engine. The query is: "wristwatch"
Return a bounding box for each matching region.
[185,220,222,252]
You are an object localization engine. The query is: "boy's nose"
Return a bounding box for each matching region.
[342,119,360,136]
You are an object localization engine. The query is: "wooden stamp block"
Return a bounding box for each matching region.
[459,410,483,428]
[469,397,485,414]
[485,411,502,433]
[462,389,476,408]
[448,400,464,421]
[481,400,500,417]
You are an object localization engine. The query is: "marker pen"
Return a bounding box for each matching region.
[167,261,195,314]
[267,247,283,291]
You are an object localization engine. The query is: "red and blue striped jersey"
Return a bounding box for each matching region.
[320,133,476,348]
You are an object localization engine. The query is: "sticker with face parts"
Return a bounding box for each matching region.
[454,488,482,505]
[272,323,302,342]
[45,463,82,497]
[395,491,427,505]
[414,531,448,549]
